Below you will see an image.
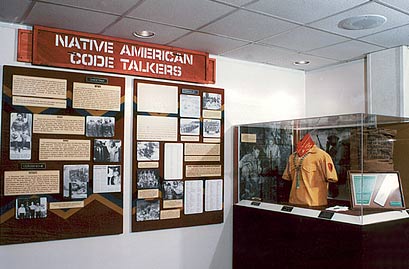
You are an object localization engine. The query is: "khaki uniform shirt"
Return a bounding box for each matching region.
[283,145,338,206]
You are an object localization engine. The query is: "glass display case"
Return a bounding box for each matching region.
[233,113,409,224]
[233,114,409,269]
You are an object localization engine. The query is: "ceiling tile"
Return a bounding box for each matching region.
[378,0,409,13]
[359,24,409,48]
[221,43,295,63]
[209,0,258,7]
[0,0,32,23]
[201,9,298,42]
[127,0,236,29]
[266,53,340,71]
[169,32,248,55]
[260,26,350,52]
[308,40,383,61]
[245,0,368,24]
[104,18,190,45]
[24,2,118,33]
[309,2,409,38]
[40,0,140,14]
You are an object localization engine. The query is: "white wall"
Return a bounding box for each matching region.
[305,60,366,117]
[0,23,306,269]
[367,47,403,116]
[402,46,409,117]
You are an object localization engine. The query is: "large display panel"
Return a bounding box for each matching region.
[132,80,224,232]
[234,114,409,219]
[1,66,125,245]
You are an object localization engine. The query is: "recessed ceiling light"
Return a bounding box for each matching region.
[338,15,387,30]
[294,60,310,66]
[132,30,155,38]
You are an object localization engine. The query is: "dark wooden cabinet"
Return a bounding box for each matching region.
[233,204,409,269]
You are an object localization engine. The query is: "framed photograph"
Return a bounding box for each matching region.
[94,139,121,162]
[137,169,160,189]
[163,181,184,200]
[137,141,160,161]
[136,200,160,221]
[203,119,221,138]
[349,171,405,209]
[63,165,89,199]
[15,197,47,219]
[86,116,115,137]
[180,118,200,136]
[180,94,201,118]
[10,112,32,160]
[93,165,121,193]
[203,92,221,110]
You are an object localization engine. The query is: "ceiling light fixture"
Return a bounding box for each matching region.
[338,15,387,30]
[132,30,155,38]
[293,60,310,66]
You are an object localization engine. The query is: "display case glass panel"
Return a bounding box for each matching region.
[234,113,409,224]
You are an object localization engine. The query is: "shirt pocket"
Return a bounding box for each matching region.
[301,163,319,186]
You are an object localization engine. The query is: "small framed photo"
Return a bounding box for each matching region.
[16,197,47,219]
[93,165,121,193]
[94,139,121,162]
[180,118,200,136]
[86,116,115,137]
[163,181,184,200]
[63,165,89,199]
[137,142,160,161]
[136,200,160,221]
[349,171,405,210]
[180,94,201,118]
[10,112,32,160]
[137,169,160,189]
[203,119,221,138]
[203,92,221,110]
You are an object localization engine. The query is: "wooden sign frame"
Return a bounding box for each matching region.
[22,26,216,84]
[0,65,125,245]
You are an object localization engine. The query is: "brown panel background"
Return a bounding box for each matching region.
[1,65,125,245]
[132,79,224,232]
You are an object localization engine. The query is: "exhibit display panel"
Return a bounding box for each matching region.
[233,113,409,269]
[0,66,125,245]
[132,80,224,232]
[234,113,409,222]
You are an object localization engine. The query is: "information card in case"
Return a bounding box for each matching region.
[318,211,335,220]
[281,206,294,212]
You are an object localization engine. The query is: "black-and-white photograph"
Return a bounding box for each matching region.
[94,139,121,162]
[180,94,201,118]
[93,165,121,193]
[180,118,200,136]
[10,112,32,160]
[137,169,160,189]
[163,180,184,200]
[15,197,47,219]
[239,128,293,203]
[136,200,160,221]
[203,92,221,110]
[86,116,115,137]
[203,119,221,138]
[137,141,160,161]
[63,165,89,199]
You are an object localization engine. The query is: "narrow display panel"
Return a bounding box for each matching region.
[132,80,224,232]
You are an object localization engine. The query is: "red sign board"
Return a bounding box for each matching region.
[31,26,215,84]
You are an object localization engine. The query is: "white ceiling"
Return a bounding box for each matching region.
[1,0,409,71]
